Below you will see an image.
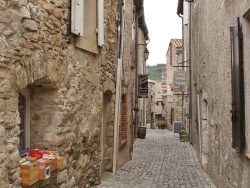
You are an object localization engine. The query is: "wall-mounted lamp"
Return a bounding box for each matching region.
[138,43,150,61]
[144,47,149,60]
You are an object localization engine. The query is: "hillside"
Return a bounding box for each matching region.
[146,64,165,80]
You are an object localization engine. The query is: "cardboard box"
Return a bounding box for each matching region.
[38,160,51,180]
[56,156,67,170]
[49,158,57,172]
[20,162,39,186]
[21,176,39,187]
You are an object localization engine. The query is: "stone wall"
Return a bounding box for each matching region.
[190,0,250,187]
[0,0,119,187]
[117,0,135,168]
[165,40,183,127]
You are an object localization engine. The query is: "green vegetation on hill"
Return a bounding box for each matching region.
[146,64,165,80]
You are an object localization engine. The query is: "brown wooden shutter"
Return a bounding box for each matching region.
[75,0,98,54]
[230,17,245,153]
[119,94,128,147]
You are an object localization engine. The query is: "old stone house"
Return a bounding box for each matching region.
[0,0,148,187]
[146,79,155,129]
[146,79,163,128]
[178,0,250,187]
[165,39,183,129]
[133,0,149,136]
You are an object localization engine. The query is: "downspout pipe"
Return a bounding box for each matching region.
[178,13,185,128]
[113,0,124,174]
[188,1,192,141]
[134,9,143,138]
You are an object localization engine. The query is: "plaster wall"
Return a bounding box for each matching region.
[117,0,135,169]
[190,0,250,187]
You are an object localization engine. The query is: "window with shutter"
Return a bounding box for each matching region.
[230,17,245,153]
[71,0,104,54]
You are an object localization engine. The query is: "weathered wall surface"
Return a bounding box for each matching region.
[165,40,183,127]
[0,0,118,187]
[117,0,135,169]
[190,0,250,187]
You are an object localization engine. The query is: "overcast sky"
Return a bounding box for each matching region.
[144,0,182,66]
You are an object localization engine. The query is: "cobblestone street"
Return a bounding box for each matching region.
[93,129,217,188]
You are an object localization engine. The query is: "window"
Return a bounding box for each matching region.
[71,0,104,54]
[18,88,30,151]
[230,17,245,153]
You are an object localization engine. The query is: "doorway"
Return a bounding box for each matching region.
[100,90,113,175]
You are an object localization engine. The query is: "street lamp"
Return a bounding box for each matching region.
[143,47,149,60]
[137,44,150,61]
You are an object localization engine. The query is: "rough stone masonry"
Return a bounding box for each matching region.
[0,0,119,187]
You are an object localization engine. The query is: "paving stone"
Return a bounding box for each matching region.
[92,129,217,188]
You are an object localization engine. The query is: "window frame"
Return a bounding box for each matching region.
[71,0,104,54]
[19,88,30,150]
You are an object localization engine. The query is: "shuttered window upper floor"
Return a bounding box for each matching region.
[71,0,104,54]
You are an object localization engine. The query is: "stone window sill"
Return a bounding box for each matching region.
[245,153,250,160]
[119,139,127,150]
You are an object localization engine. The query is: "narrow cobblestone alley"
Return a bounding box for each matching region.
[93,129,217,188]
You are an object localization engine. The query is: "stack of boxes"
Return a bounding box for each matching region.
[19,149,67,186]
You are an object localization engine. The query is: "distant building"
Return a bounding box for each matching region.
[165,39,184,129]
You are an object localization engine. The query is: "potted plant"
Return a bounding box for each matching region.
[156,120,166,129]
[179,130,190,142]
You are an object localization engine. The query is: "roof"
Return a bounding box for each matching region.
[170,39,182,48]
[135,0,149,40]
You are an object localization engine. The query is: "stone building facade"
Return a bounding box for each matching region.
[146,79,163,128]
[178,0,250,187]
[0,0,148,187]
[165,39,183,129]
[146,80,155,129]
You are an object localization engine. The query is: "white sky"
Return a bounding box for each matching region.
[144,0,182,66]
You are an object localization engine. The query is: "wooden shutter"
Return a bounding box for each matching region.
[97,0,104,47]
[230,17,245,153]
[119,94,128,147]
[75,0,98,54]
[71,0,84,36]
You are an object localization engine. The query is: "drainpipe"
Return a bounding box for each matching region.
[178,14,185,129]
[134,10,142,138]
[113,0,124,174]
[188,1,192,142]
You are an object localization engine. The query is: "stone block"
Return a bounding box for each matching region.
[0,153,7,163]
[21,6,31,18]
[22,19,38,32]
[57,169,68,184]
[42,3,55,15]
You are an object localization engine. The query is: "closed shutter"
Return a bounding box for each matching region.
[73,0,98,54]
[230,17,245,153]
[97,0,104,47]
[119,94,128,147]
[71,0,84,36]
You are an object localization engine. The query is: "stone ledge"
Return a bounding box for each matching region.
[245,153,250,160]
